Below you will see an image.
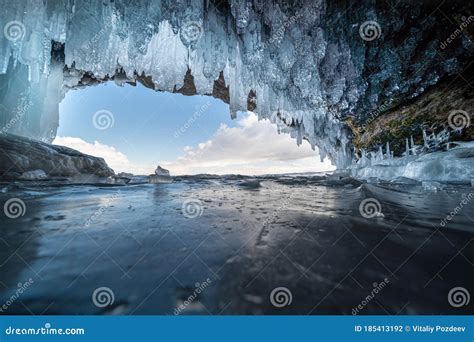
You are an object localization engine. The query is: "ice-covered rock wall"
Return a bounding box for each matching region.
[0,0,472,168]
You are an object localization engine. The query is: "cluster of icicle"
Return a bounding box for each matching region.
[0,0,358,167]
[353,127,455,167]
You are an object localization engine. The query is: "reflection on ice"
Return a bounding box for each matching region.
[0,174,472,314]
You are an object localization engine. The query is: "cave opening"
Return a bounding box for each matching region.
[54,81,333,176]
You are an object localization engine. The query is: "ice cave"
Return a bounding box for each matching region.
[1,0,473,182]
[0,0,473,316]
[0,1,472,177]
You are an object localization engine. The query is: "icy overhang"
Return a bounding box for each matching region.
[1,0,472,168]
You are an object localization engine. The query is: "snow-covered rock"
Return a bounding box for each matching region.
[19,169,47,180]
[0,134,114,180]
[422,181,445,192]
[155,166,171,176]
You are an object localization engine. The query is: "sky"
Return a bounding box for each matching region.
[54,82,334,175]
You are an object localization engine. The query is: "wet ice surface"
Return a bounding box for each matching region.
[0,175,473,315]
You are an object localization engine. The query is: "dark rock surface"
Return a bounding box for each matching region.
[0,134,114,180]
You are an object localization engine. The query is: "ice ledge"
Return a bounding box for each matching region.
[348,145,474,183]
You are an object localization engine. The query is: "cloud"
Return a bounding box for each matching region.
[52,136,154,175]
[161,112,335,175]
[53,113,335,176]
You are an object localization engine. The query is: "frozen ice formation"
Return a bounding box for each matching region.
[155,165,170,177]
[149,165,172,183]
[349,143,474,183]
[350,127,474,183]
[353,127,456,167]
[0,0,471,168]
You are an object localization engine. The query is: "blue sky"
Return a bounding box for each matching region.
[55,82,334,175]
[58,82,235,162]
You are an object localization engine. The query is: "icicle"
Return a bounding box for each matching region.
[410,136,417,156]
[377,146,383,161]
[422,129,429,148]
[405,138,410,156]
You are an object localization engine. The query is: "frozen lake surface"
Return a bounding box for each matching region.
[0,175,473,315]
